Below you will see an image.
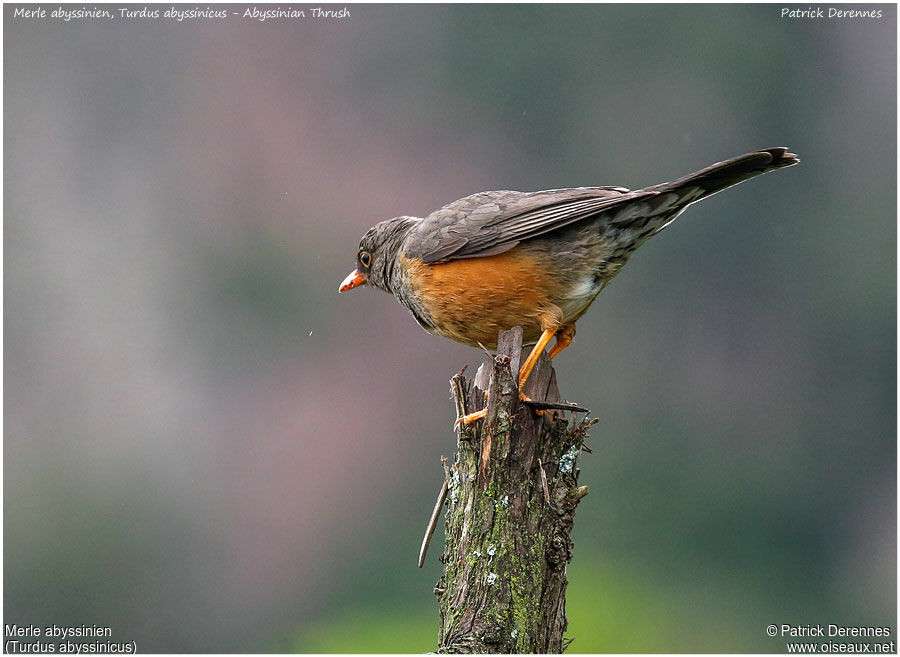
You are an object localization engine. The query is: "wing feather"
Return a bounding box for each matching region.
[405,148,798,264]
[409,187,639,263]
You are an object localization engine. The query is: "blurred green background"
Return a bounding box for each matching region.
[4,3,895,653]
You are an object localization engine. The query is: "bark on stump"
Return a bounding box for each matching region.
[434,326,594,654]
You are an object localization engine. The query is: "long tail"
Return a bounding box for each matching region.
[649,146,799,201]
[601,147,798,267]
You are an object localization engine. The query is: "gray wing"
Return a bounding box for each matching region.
[405,186,641,264]
[403,148,798,264]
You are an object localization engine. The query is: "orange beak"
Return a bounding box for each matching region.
[339,269,367,292]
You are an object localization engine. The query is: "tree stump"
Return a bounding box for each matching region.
[434,326,594,654]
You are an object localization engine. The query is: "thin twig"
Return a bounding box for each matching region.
[451,370,471,435]
[537,457,550,505]
[475,340,495,362]
[479,427,493,488]
[522,399,590,413]
[418,477,449,568]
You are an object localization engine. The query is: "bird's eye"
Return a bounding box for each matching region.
[359,250,372,268]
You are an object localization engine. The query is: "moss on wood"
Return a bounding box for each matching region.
[434,327,594,654]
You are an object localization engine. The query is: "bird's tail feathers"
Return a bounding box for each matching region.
[651,147,799,202]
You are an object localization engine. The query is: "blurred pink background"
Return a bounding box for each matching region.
[5,4,895,652]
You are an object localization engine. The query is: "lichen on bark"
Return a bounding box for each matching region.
[434,327,595,654]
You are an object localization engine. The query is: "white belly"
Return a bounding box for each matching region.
[560,275,604,321]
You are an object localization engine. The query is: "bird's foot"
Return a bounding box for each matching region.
[455,390,551,427]
[519,391,553,419]
[455,389,491,427]
[455,408,487,427]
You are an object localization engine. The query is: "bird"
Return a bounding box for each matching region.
[339,147,798,424]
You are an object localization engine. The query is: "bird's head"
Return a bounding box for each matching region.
[339,216,419,295]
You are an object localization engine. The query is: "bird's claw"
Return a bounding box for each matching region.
[520,391,553,419]
[454,391,551,428]
[455,408,487,427]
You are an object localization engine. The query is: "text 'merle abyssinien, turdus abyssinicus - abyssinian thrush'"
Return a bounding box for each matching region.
[340,147,799,423]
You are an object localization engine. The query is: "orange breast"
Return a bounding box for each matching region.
[401,250,565,348]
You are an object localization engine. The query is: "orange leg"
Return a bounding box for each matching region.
[456,401,488,426]
[547,324,575,360]
[517,327,557,390]
[518,327,565,420]
[456,407,486,427]
[456,326,560,427]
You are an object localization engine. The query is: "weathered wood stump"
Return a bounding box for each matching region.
[434,327,594,654]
